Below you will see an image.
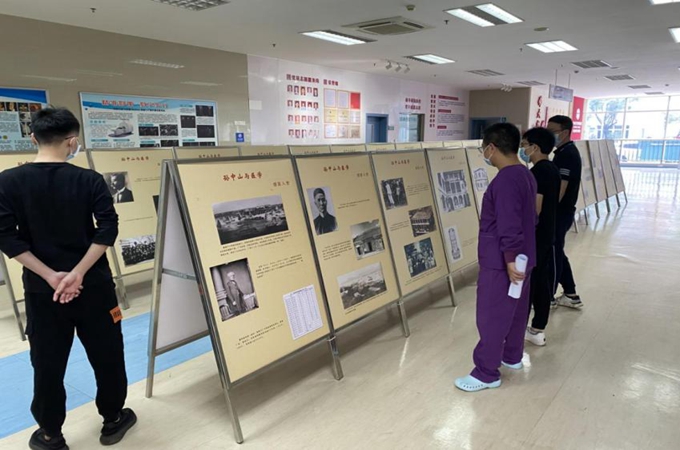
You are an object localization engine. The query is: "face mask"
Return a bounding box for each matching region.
[67,144,82,161]
[482,145,495,166]
[553,132,562,146]
[519,146,533,164]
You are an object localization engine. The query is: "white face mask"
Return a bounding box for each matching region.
[482,145,495,166]
[67,144,81,160]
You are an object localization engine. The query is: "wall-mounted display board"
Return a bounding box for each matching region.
[604,140,626,195]
[296,154,399,330]
[597,140,617,199]
[371,151,448,296]
[586,141,608,204]
[443,141,464,148]
[0,87,49,151]
[239,145,289,157]
[426,148,480,272]
[574,141,597,208]
[330,144,366,154]
[464,147,498,219]
[367,143,396,152]
[395,142,422,151]
[462,139,482,148]
[80,93,219,149]
[173,146,239,160]
[289,145,331,156]
[89,148,173,276]
[421,141,444,149]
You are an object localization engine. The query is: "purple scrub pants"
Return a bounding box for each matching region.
[471,267,532,383]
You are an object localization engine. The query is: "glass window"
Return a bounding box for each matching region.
[623,112,667,139]
[665,111,680,138]
[670,96,680,110]
[587,97,626,113]
[625,96,670,112]
[585,112,625,139]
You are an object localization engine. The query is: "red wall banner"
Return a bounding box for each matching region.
[571,96,585,140]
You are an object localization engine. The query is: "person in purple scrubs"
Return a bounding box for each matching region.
[455,123,537,392]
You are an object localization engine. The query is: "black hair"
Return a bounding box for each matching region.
[548,115,573,133]
[30,107,80,145]
[482,123,520,155]
[523,127,556,155]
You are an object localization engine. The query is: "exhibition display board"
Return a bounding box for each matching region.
[395,142,422,151]
[586,141,608,204]
[604,140,626,195]
[597,140,618,199]
[426,148,480,272]
[464,147,498,218]
[421,141,444,149]
[574,141,598,208]
[289,145,331,155]
[89,148,173,276]
[0,87,49,151]
[175,157,331,382]
[296,155,399,329]
[239,145,289,157]
[367,143,396,152]
[173,146,239,160]
[371,151,448,296]
[444,141,464,148]
[330,144,367,154]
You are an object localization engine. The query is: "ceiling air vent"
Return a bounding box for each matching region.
[645,92,665,95]
[344,17,433,36]
[517,81,545,86]
[605,74,635,81]
[468,69,505,77]
[571,60,612,69]
[151,0,229,11]
[629,84,651,89]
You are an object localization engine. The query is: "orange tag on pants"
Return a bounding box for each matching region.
[110,306,123,324]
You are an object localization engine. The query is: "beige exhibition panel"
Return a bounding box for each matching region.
[426,148,480,272]
[289,145,331,156]
[296,155,399,329]
[597,140,617,198]
[239,145,289,157]
[90,148,172,276]
[444,141,464,148]
[177,158,330,382]
[586,141,608,203]
[462,139,482,148]
[574,141,598,208]
[372,152,448,296]
[464,147,498,219]
[605,140,626,194]
[421,141,444,149]
[575,183,587,213]
[367,143,396,152]
[330,144,367,154]
[395,142,423,151]
[173,146,239,160]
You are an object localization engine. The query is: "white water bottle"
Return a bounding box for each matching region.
[508,254,528,299]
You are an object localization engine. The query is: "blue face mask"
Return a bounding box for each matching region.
[67,144,82,161]
[519,146,533,164]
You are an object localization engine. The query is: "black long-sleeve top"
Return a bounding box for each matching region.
[0,163,118,293]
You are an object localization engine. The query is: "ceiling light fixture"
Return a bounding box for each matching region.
[669,27,680,43]
[526,40,578,53]
[129,59,185,69]
[73,69,123,77]
[650,0,680,4]
[386,61,393,70]
[151,0,230,11]
[23,75,77,82]
[475,3,523,24]
[406,54,455,64]
[404,65,411,73]
[301,30,371,46]
[395,63,403,73]
[180,81,223,86]
[445,8,494,27]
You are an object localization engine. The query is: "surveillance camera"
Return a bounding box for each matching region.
[406,4,415,11]
[574,70,580,74]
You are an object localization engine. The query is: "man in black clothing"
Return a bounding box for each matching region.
[547,115,583,309]
[312,187,337,235]
[521,128,561,347]
[0,108,136,450]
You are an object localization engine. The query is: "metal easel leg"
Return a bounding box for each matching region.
[222,388,244,444]
[115,276,130,310]
[605,198,611,214]
[447,274,457,307]
[573,217,580,234]
[595,203,601,218]
[584,208,590,226]
[145,353,157,398]
[624,191,628,204]
[397,299,410,338]
[11,296,25,341]
[327,335,344,381]
[615,193,621,208]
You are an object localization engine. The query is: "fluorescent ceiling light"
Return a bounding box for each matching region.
[73,69,123,77]
[445,9,494,27]
[408,54,455,64]
[475,3,523,24]
[670,27,680,43]
[23,75,77,82]
[180,81,223,86]
[151,0,230,11]
[526,40,578,53]
[129,59,185,69]
[301,31,370,45]
[650,0,679,4]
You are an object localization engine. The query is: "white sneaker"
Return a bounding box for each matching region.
[525,328,546,346]
[556,294,583,309]
[550,299,558,309]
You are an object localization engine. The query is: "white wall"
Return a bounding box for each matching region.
[248,55,469,145]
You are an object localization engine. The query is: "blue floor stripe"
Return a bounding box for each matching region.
[0,312,212,439]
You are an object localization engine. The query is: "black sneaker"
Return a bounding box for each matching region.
[29,429,69,450]
[100,408,137,446]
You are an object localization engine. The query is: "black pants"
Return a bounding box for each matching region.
[554,209,577,295]
[25,282,127,437]
[529,245,556,330]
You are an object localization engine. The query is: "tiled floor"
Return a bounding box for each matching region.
[0,168,678,449]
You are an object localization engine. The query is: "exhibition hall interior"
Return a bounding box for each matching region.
[1,0,679,448]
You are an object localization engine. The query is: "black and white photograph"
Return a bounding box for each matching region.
[180,115,196,128]
[473,168,490,192]
[338,262,388,310]
[160,124,178,137]
[446,226,463,263]
[210,258,259,322]
[195,104,215,117]
[20,122,32,138]
[140,143,160,148]
[120,235,155,267]
[409,206,437,237]
[437,170,471,213]
[19,112,31,122]
[199,141,216,147]
[104,172,134,204]
[351,219,384,260]
[109,122,134,138]
[213,195,288,245]
[182,141,200,147]
[381,178,408,210]
[161,140,180,147]
[138,126,160,137]
[404,238,437,278]
[197,125,216,138]
[306,186,338,235]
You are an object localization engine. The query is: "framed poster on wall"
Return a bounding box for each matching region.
[80,93,219,149]
[0,87,49,151]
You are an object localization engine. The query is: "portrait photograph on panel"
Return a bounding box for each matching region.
[210,258,259,322]
[195,104,215,117]
[212,195,288,245]
[181,115,196,128]
[350,219,384,260]
[104,172,135,204]
[338,262,387,310]
[437,170,472,213]
[408,206,437,237]
[306,186,338,235]
[404,238,437,278]
[120,235,156,267]
[160,124,178,137]
[380,178,407,210]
